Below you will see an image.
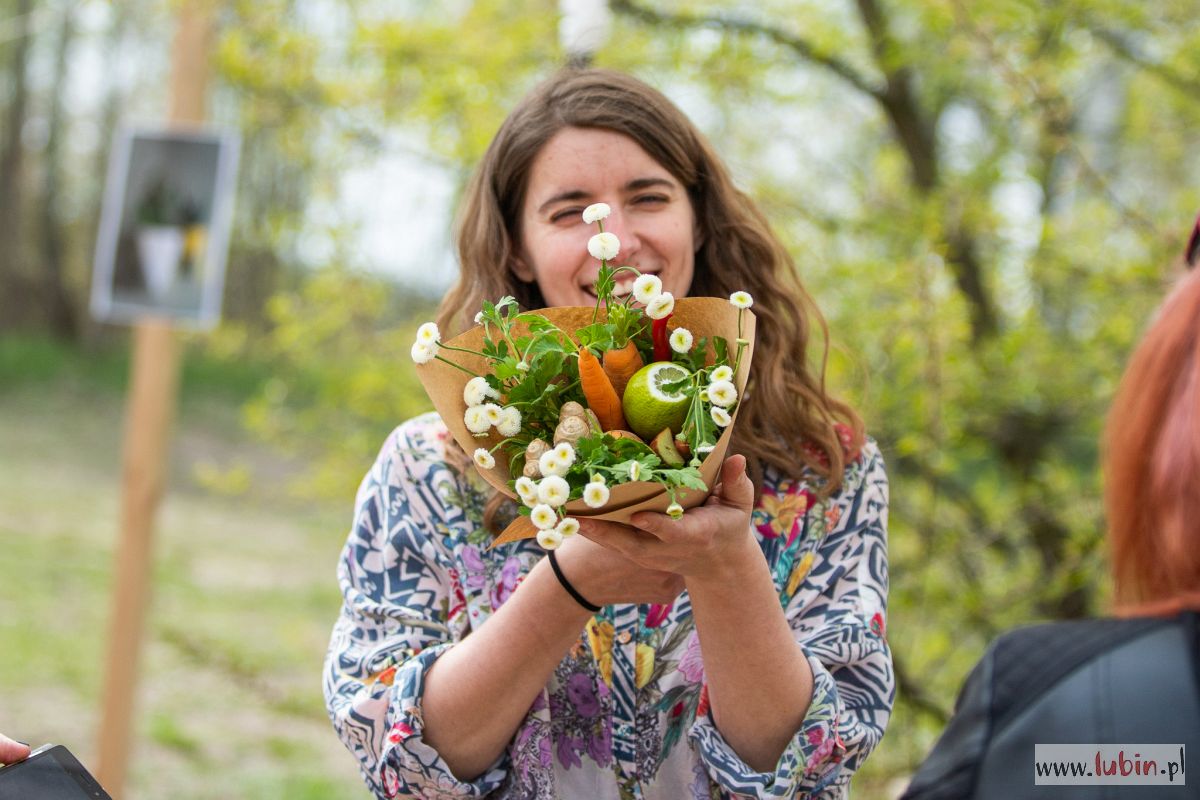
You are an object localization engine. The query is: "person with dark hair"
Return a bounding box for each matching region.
[901,225,1200,799]
[324,68,893,799]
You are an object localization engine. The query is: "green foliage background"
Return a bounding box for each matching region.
[33,0,1195,791]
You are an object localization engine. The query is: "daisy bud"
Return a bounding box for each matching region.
[474,311,484,324]
[587,232,621,261]
[411,341,437,364]
[633,274,663,305]
[697,443,716,455]
[464,404,491,434]
[645,292,675,320]
[537,475,571,508]
[463,376,497,407]
[517,360,530,372]
[583,481,610,509]
[483,403,503,426]
[710,365,734,383]
[582,203,611,224]
[415,322,441,345]
[706,380,737,408]
[669,327,694,354]
[553,442,576,466]
[514,476,538,506]
[711,406,732,427]
[628,461,643,481]
[666,502,684,519]
[729,291,754,309]
[472,448,496,469]
[530,504,558,530]
[497,406,522,437]
[556,517,580,537]
[537,527,564,550]
[539,451,569,477]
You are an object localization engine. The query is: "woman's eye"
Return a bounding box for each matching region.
[635,195,668,206]
[550,208,584,223]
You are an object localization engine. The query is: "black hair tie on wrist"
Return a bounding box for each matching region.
[547,550,601,613]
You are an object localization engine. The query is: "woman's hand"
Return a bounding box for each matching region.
[0,732,30,765]
[577,454,759,583]
[553,528,685,606]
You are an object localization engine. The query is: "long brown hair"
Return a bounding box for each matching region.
[438,68,863,512]
[1105,266,1200,613]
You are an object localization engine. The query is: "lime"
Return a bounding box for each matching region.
[622,361,691,440]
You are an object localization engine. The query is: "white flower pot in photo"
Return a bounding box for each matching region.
[136,225,185,300]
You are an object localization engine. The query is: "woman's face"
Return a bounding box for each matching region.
[514,126,698,307]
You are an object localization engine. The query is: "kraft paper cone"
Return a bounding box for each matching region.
[415,297,756,540]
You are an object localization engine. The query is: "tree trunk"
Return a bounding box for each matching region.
[39,6,79,340]
[0,0,34,330]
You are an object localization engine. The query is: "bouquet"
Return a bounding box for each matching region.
[412,203,756,549]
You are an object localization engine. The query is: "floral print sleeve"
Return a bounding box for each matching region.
[688,439,894,798]
[322,415,510,798]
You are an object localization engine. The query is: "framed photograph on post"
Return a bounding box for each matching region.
[90,126,240,329]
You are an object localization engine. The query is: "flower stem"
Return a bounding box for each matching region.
[433,354,476,376]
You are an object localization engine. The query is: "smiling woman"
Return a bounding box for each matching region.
[323,68,894,800]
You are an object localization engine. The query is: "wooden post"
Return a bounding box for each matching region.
[95,4,213,796]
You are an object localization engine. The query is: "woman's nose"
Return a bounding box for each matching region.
[601,208,641,262]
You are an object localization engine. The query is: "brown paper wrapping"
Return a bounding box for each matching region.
[415,297,756,542]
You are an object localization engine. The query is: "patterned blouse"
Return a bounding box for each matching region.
[323,412,893,799]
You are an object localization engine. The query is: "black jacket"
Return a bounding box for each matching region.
[902,613,1200,799]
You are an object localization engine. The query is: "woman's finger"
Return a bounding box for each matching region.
[0,732,30,765]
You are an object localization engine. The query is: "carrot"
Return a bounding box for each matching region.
[578,347,627,431]
[602,340,644,399]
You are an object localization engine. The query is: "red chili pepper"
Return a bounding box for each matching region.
[652,314,672,361]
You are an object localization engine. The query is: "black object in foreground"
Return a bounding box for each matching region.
[0,744,111,799]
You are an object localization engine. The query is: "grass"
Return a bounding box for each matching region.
[0,336,369,798]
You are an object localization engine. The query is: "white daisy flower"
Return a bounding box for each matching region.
[536,527,564,550]
[497,406,522,437]
[556,517,580,537]
[553,442,576,466]
[537,475,571,508]
[464,404,491,434]
[583,481,610,509]
[530,504,558,530]
[514,476,538,506]
[587,232,621,261]
[697,443,716,455]
[628,461,643,481]
[411,341,437,364]
[415,322,441,345]
[582,203,611,224]
[482,403,503,426]
[463,376,498,407]
[472,448,496,469]
[539,451,569,477]
[711,406,731,427]
[632,274,663,305]
[669,327,693,354]
[666,502,684,519]
[706,379,737,408]
[729,291,754,309]
[710,365,734,383]
[645,292,675,320]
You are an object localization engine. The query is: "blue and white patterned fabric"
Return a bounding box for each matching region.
[323,412,894,799]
